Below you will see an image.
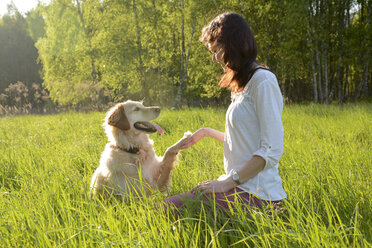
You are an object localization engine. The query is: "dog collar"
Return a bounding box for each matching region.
[111,144,140,155]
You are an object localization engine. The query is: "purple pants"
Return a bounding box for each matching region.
[163,187,281,217]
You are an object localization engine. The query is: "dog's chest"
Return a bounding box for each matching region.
[137,149,159,185]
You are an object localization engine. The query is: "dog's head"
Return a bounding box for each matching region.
[105,100,162,134]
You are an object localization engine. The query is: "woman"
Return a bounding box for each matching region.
[164,12,286,215]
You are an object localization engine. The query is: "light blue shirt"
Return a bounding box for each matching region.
[218,69,287,201]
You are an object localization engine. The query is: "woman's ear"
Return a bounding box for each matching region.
[108,105,130,130]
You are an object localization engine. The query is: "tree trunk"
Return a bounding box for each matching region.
[319,0,329,104]
[337,0,345,104]
[312,58,318,104]
[173,0,185,108]
[361,0,370,98]
[171,31,176,104]
[306,2,318,104]
[282,79,287,102]
[264,0,271,66]
[316,48,323,102]
[75,0,96,83]
[355,0,370,100]
[133,0,147,99]
[75,0,101,108]
[322,43,329,104]
[343,0,351,101]
[344,64,349,100]
[315,0,323,103]
[174,6,196,107]
[152,0,162,106]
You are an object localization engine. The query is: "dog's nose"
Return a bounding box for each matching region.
[154,107,161,113]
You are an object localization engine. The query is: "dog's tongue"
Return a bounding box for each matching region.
[153,124,164,135]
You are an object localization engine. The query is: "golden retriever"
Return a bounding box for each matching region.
[90,100,190,199]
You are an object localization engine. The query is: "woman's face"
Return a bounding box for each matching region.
[212,50,223,64]
[209,44,225,68]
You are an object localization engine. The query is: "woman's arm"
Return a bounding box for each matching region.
[233,155,265,184]
[192,155,265,193]
[204,128,224,142]
[180,127,224,149]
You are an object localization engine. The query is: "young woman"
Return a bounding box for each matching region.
[163,12,286,215]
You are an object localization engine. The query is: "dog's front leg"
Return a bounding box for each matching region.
[156,132,191,190]
[156,149,178,190]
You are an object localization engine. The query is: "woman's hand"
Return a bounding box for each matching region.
[179,128,209,149]
[191,178,237,194]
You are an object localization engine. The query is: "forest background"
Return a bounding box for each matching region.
[0,0,371,114]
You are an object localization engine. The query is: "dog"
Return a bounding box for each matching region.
[90,100,191,199]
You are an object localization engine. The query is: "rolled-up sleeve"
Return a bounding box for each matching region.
[252,79,284,169]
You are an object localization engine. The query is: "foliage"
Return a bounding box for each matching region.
[0,104,371,246]
[0,0,370,108]
[0,10,42,93]
[34,0,370,107]
[25,4,46,42]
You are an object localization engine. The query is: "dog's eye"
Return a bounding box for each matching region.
[133,107,140,111]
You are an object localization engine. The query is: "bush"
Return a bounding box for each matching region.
[0,81,51,115]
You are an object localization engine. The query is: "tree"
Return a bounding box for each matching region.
[33,0,371,107]
[26,4,46,42]
[36,0,105,106]
[0,8,42,93]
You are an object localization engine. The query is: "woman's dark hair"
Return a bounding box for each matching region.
[200,12,260,92]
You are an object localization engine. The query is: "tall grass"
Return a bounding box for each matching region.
[0,103,371,247]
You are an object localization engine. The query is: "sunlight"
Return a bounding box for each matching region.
[0,0,50,16]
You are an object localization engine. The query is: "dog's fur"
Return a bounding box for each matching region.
[90,100,190,199]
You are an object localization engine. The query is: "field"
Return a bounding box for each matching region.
[0,103,371,247]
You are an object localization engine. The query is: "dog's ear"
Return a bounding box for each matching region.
[108,105,130,130]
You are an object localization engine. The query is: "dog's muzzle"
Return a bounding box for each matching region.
[134,122,163,134]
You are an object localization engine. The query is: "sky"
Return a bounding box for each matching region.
[0,0,49,16]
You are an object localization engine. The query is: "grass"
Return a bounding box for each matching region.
[0,103,371,247]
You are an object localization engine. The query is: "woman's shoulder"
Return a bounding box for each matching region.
[252,68,277,85]
[243,68,278,94]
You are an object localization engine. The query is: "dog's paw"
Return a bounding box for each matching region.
[178,131,192,144]
[183,131,192,138]
[169,131,192,152]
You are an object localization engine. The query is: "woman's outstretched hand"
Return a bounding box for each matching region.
[179,128,224,149]
[191,178,237,194]
[179,128,209,149]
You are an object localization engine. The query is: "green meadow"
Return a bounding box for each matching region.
[0,103,371,247]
